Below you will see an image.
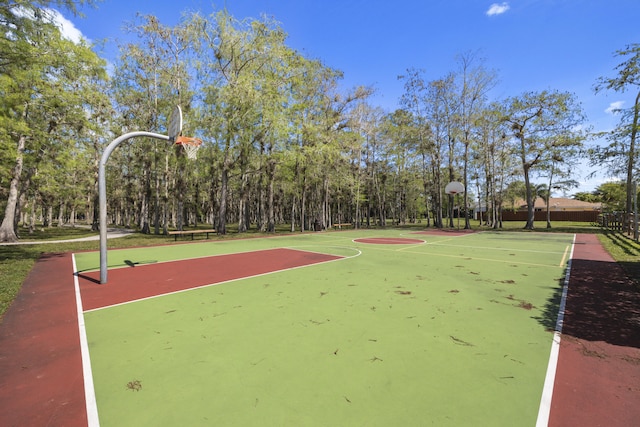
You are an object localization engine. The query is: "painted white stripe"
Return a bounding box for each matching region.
[84,248,359,313]
[426,242,566,255]
[535,234,575,426]
[72,254,100,426]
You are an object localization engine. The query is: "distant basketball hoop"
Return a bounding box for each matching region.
[445,181,465,195]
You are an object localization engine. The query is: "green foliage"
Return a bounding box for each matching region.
[594,43,640,217]
[573,191,600,203]
[0,1,109,241]
[502,90,586,229]
[594,181,627,212]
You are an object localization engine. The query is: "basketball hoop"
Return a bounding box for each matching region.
[175,136,203,160]
[445,181,465,195]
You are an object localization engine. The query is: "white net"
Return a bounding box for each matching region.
[176,136,202,160]
[182,143,200,160]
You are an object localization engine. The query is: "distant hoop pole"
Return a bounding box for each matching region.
[99,131,170,284]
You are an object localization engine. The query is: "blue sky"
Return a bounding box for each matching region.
[57,0,640,194]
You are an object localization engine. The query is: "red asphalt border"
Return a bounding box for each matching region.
[0,233,638,426]
[0,252,87,427]
[79,248,342,311]
[548,234,640,427]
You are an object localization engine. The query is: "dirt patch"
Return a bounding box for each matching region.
[126,380,142,391]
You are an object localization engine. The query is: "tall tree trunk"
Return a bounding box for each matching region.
[139,158,151,234]
[218,161,229,235]
[163,153,169,234]
[238,172,249,233]
[154,149,160,234]
[523,164,535,229]
[70,205,76,227]
[290,195,297,232]
[447,137,455,228]
[463,140,471,229]
[139,196,149,233]
[266,160,276,232]
[625,91,639,230]
[433,162,443,228]
[46,205,53,228]
[300,169,307,232]
[0,135,27,242]
[57,201,65,227]
[28,196,36,234]
[546,164,555,229]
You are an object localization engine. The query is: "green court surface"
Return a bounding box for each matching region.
[75,230,573,426]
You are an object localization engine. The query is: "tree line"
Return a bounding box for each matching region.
[1,1,638,242]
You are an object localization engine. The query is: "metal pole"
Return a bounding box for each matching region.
[99,131,170,284]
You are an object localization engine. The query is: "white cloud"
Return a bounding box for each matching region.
[486,2,510,16]
[605,101,624,114]
[46,9,86,44]
[11,6,87,44]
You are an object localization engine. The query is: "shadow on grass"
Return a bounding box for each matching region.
[603,231,640,258]
[0,244,45,262]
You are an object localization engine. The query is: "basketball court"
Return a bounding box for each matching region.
[1,229,638,426]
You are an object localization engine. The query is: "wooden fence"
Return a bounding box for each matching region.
[599,212,639,241]
[482,210,600,223]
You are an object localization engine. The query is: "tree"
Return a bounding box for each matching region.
[502,90,586,229]
[0,5,107,242]
[594,44,640,224]
[111,14,197,234]
[383,109,424,225]
[454,51,497,229]
[573,191,600,203]
[399,69,454,228]
[473,103,515,229]
[538,132,582,228]
[195,11,307,234]
[594,181,627,212]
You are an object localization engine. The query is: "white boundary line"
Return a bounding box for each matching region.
[77,246,295,274]
[72,254,100,426]
[83,247,360,313]
[284,245,362,258]
[535,233,575,427]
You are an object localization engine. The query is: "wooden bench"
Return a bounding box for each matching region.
[332,223,352,229]
[168,229,216,241]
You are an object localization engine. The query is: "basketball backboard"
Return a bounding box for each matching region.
[445,181,465,195]
[168,105,182,140]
